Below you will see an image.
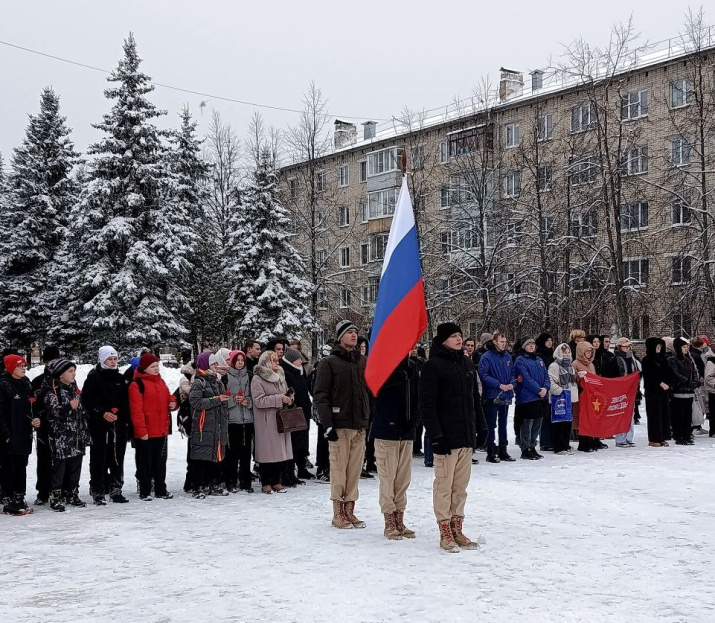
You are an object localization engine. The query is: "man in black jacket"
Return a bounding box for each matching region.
[31,345,60,505]
[314,320,370,530]
[420,323,485,553]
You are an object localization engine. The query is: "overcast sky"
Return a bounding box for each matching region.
[0,1,707,163]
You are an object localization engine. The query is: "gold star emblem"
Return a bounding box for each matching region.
[592,398,601,412]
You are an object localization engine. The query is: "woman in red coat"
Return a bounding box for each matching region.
[129,353,176,501]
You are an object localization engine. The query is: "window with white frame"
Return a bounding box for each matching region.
[316,170,327,192]
[360,242,369,265]
[621,146,648,176]
[537,113,553,141]
[621,90,649,120]
[360,200,368,223]
[315,249,327,269]
[541,215,556,241]
[541,270,557,294]
[571,264,599,291]
[672,194,692,226]
[505,170,521,198]
[316,286,327,310]
[537,165,553,192]
[411,145,425,170]
[506,220,522,246]
[623,258,649,288]
[340,286,352,309]
[506,273,522,295]
[439,276,452,297]
[671,136,691,167]
[369,234,389,261]
[440,231,451,255]
[361,277,379,307]
[670,79,693,108]
[505,123,520,148]
[367,148,397,177]
[313,210,326,230]
[288,178,297,199]
[453,225,476,250]
[569,155,597,185]
[339,205,350,227]
[359,161,367,182]
[571,102,596,132]
[673,312,692,337]
[439,140,449,163]
[571,210,597,238]
[630,314,651,340]
[340,247,350,268]
[620,201,648,232]
[368,187,399,219]
[440,186,450,208]
[339,164,349,187]
[672,254,692,284]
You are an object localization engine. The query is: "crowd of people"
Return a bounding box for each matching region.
[0,322,711,552]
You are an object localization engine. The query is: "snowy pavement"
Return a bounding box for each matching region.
[3,400,715,622]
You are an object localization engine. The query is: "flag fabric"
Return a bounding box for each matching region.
[578,372,640,437]
[365,175,428,397]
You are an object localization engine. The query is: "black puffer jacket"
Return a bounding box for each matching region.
[41,378,91,460]
[420,338,486,450]
[641,337,674,395]
[370,358,418,441]
[668,338,699,397]
[313,345,370,430]
[81,365,130,431]
[0,372,34,456]
[281,361,312,426]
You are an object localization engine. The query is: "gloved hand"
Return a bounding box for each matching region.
[430,437,451,455]
[325,427,339,442]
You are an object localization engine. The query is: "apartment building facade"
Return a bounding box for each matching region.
[280,34,715,344]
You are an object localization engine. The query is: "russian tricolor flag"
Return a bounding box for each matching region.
[365,175,428,396]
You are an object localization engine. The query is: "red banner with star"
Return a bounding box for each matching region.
[578,372,640,437]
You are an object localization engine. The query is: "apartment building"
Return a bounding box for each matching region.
[280,32,715,343]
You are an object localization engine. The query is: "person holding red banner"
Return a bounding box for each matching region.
[602,338,641,447]
[667,337,699,445]
[573,342,606,452]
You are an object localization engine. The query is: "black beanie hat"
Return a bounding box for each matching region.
[436,322,462,344]
[43,345,60,362]
[49,358,76,379]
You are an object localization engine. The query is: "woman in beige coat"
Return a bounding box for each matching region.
[251,351,294,493]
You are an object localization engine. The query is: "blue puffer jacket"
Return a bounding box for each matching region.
[514,352,550,404]
[478,341,516,402]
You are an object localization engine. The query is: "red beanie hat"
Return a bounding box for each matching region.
[138,353,159,371]
[3,354,27,375]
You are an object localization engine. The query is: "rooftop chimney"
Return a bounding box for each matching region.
[530,69,544,91]
[499,67,524,102]
[362,120,377,140]
[334,119,357,149]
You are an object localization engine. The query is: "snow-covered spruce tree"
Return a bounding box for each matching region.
[54,34,191,356]
[225,146,315,343]
[0,88,80,353]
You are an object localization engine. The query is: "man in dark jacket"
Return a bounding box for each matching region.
[421,322,484,553]
[243,340,261,374]
[281,347,313,484]
[81,345,131,505]
[31,344,60,505]
[314,320,371,529]
[370,357,419,541]
[0,355,41,515]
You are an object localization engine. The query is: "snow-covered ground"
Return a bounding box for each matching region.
[4,370,715,623]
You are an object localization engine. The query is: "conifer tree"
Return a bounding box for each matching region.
[54,34,191,355]
[0,88,79,352]
[225,146,315,342]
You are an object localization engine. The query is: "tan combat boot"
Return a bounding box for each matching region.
[383,512,403,540]
[331,500,353,529]
[344,501,366,528]
[450,516,479,550]
[394,509,416,538]
[439,519,460,553]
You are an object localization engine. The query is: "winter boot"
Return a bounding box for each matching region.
[344,501,366,528]
[383,512,403,540]
[521,447,536,460]
[192,489,206,499]
[67,488,87,508]
[498,444,516,462]
[486,444,501,463]
[208,484,229,496]
[394,509,416,538]
[439,519,460,553]
[296,458,316,480]
[331,500,353,529]
[93,495,107,506]
[49,489,65,513]
[280,463,298,488]
[110,489,129,503]
[290,461,305,485]
[532,447,544,460]
[3,495,32,516]
[450,516,479,550]
[33,496,48,506]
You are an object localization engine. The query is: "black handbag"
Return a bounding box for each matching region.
[277,407,308,433]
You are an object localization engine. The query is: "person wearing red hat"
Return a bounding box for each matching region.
[129,353,175,501]
[0,355,40,515]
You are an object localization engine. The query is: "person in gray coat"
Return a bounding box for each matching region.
[223,351,254,493]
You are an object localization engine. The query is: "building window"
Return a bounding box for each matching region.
[453,225,476,250]
[367,148,397,177]
[369,234,389,261]
[670,79,693,108]
[506,221,522,246]
[569,155,597,185]
[288,178,297,199]
[620,201,648,232]
[339,164,349,187]
[621,146,648,176]
[623,258,649,288]
[672,255,692,284]
[571,210,597,238]
[361,276,379,307]
[541,270,557,294]
[340,247,350,268]
[316,170,327,192]
[504,170,521,198]
[671,136,692,167]
[571,102,596,132]
[621,90,649,120]
[339,205,350,227]
[537,114,553,141]
[571,264,599,291]
[316,286,327,310]
[541,215,556,241]
[313,210,326,230]
[360,201,368,223]
[506,273,522,295]
[631,315,650,340]
[315,249,327,269]
[440,186,450,208]
[340,286,351,309]
[439,140,449,163]
[672,195,692,226]
[537,165,553,192]
[411,145,425,170]
[359,161,367,182]
[360,242,369,265]
[673,313,692,337]
[448,126,492,156]
[440,231,451,255]
[505,123,520,148]
[368,188,399,219]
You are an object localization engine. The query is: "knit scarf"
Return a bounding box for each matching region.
[558,357,577,388]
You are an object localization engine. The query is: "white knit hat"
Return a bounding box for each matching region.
[98,345,118,364]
